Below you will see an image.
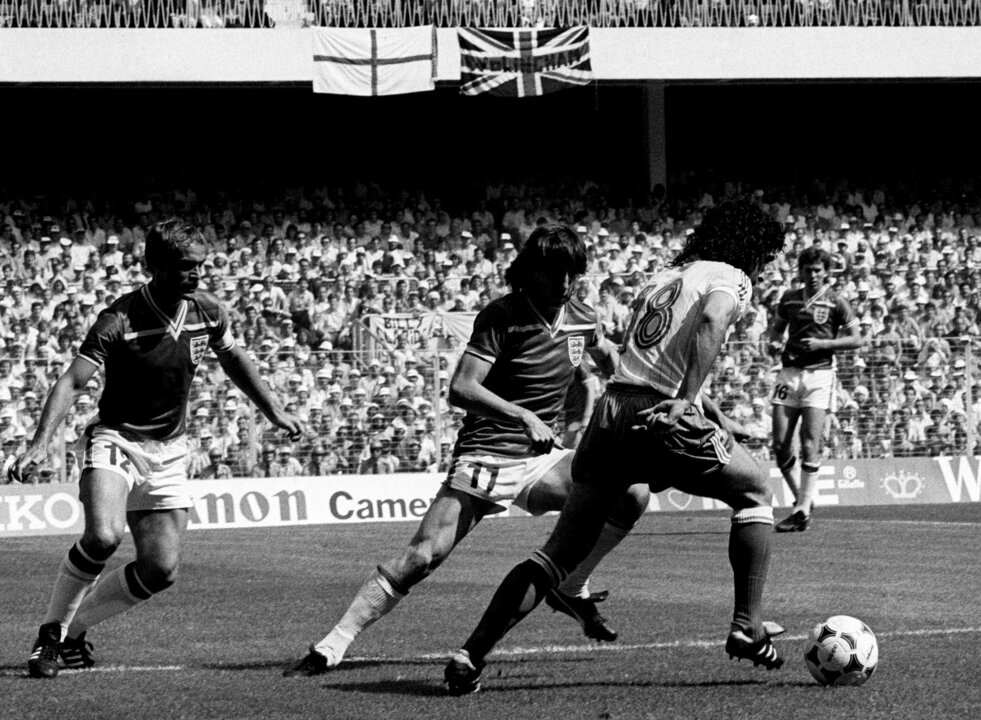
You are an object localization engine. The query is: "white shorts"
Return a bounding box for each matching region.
[771,367,836,411]
[442,446,572,514]
[77,425,191,512]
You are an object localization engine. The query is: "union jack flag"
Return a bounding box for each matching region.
[458,27,593,97]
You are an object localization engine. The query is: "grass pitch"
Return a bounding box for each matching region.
[2,503,979,720]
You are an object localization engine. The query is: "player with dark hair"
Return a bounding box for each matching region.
[13,219,303,679]
[284,224,650,677]
[769,246,863,532]
[444,200,787,694]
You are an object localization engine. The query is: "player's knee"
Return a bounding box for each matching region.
[724,468,772,510]
[772,436,794,460]
[141,560,179,593]
[799,439,821,463]
[612,484,650,525]
[81,529,123,559]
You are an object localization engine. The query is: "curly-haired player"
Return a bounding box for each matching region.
[768,246,863,532]
[284,224,650,677]
[444,200,788,694]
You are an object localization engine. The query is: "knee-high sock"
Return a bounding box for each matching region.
[778,454,800,502]
[461,550,566,665]
[557,520,632,598]
[43,541,108,639]
[794,463,819,515]
[729,507,773,640]
[314,567,406,663]
[66,562,157,639]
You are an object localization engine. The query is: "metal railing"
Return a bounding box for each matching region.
[3,0,981,28]
[2,334,977,484]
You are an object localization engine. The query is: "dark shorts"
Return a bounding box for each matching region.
[572,384,735,494]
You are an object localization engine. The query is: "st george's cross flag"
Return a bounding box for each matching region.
[312,26,437,96]
[457,27,593,97]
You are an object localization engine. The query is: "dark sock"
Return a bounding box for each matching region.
[728,517,772,640]
[462,551,564,664]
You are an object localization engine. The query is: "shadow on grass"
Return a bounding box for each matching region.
[628,530,730,536]
[329,676,787,696]
[200,657,449,672]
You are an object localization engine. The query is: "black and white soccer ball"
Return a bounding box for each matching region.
[803,615,878,686]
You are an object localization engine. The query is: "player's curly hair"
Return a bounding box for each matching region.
[504,223,586,292]
[672,200,784,275]
[145,218,207,273]
[798,246,832,271]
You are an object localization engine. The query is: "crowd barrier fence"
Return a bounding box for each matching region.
[1,334,975,483]
[3,0,981,29]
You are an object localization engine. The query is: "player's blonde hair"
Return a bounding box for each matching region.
[145,218,207,274]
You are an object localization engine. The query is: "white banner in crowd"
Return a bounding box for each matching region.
[365,312,476,348]
[2,456,979,537]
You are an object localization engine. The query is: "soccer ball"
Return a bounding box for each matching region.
[803,615,878,686]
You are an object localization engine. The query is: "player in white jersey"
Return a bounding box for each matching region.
[445,200,788,694]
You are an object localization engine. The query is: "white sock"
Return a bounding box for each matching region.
[67,563,151,638]
[557,521,632,599]
[794,464,819,515]
[313,569,405,664]
[43,542,106,639]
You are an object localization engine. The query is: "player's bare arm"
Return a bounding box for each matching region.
[8,356,97,483]
[585,330,618,379]
[702,395,751,442]
[215,344,304,441]
[448,351,553,453]
[767,314,789,355]
[634,291,737,432]
[798,322,865,352]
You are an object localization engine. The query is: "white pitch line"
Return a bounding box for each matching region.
[68,665,185,673]
[826,519,981,528]
[414,626,981,661]
[3,627,976,675]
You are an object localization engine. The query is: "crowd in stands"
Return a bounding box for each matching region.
[2,176,980,481]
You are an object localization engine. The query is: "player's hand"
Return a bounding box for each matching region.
[271,411,304,442]
[519,410,555,455]
[7,444,45,484]
[723,418,752,443]
[799,337,827,351]
[767,340,783,356]
[632,399,691,433]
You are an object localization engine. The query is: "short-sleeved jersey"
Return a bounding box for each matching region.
[613,260,752,397]
[776,286,858,370]
[454,292,599,458]
[78,285,235,441]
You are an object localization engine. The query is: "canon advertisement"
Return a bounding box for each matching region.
[2,458,979,537]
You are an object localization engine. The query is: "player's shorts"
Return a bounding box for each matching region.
[443,445,572,514]
[771,367,836,411]
[77,424,191,512]
[572,383,734,494]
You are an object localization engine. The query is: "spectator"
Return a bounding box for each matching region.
[199,447,233,479]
